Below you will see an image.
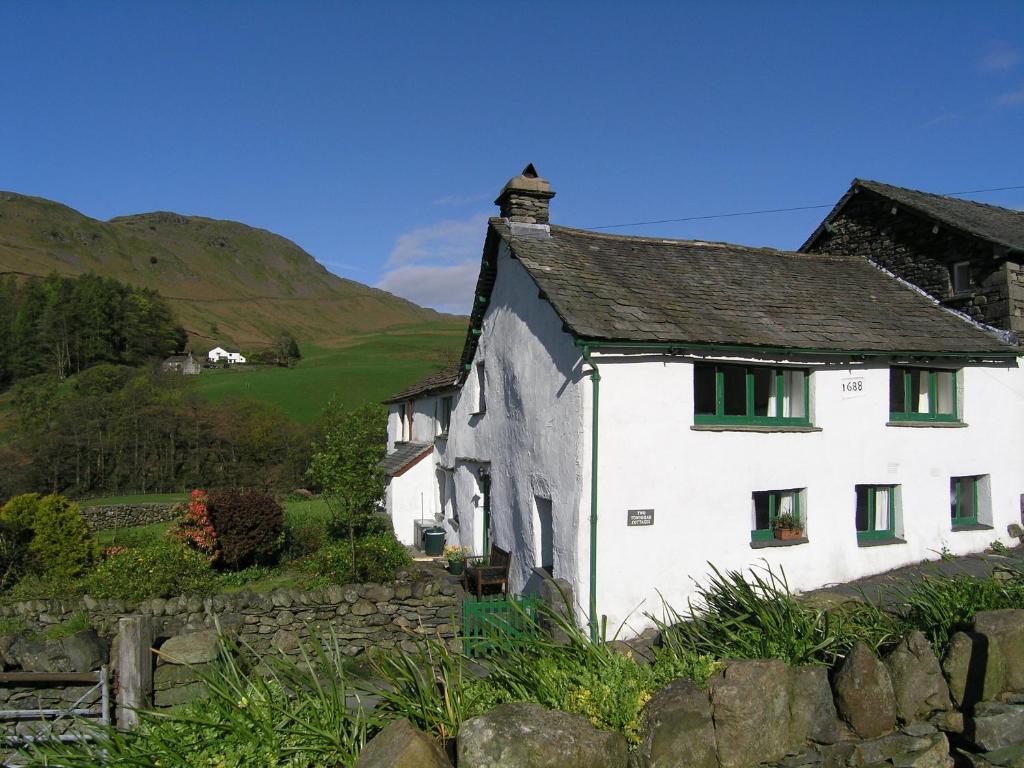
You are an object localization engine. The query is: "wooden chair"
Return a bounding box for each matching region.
[463,545,511,599]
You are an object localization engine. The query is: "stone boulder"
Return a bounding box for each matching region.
[816,729,951,768]
[457,702,628,768]
[832,641,897,738]
[633,678,717,768]
[354,718,451,768]
[943,632,1005,709]
[974,610,1024,693]
[159,630,221,665]
[708,659,791,768]
[884,631,953,723]
[966,702,1024,752]
[789,665,838,745]
[9,630,107,673]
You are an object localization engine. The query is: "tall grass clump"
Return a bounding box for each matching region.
[899,566,1024,653]
[20,633,372,767]
[654,563,904,667]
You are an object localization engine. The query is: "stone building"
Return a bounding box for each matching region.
[801,179,1024,335]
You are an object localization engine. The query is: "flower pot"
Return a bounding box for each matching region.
[448,561,465,576]
[775,527,804,541]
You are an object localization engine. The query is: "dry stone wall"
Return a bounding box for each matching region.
[79,502,179,530]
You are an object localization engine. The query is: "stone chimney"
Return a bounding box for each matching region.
[495,163,555,224]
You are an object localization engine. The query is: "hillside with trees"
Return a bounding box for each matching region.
[0,191,463,350]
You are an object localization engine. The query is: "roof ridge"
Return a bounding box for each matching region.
[855,178,1024,218]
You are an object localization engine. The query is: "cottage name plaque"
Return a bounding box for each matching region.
[627,509,654,527]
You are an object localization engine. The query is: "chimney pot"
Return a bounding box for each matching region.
[495,164,555,224]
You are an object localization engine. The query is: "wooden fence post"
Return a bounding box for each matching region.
[116,616,154,729]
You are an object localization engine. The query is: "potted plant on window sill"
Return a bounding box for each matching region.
[773,514,804,541]
[444,546,468,575]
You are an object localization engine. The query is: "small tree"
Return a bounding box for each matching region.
[307,402,388,574]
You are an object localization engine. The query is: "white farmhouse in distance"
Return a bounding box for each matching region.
[383,165,1024,639]
[207,347,246,365]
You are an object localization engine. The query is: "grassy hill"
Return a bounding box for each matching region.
[0,191,464,350]
[195,325,463,423]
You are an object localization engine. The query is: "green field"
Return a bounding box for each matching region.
[194,324,464,423]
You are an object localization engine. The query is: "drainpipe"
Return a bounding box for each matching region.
[579,343,600,642]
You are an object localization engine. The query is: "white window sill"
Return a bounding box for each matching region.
[886,421,967,428]
[691,424,822,434]
[750,537,809,549]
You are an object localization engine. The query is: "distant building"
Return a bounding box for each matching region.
[207,346,247,365]
[161,352,202,375]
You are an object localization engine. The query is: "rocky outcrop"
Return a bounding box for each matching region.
[633,678,717,768]
[833,641,898,738]
[354,718,451,768]
[884,631,953,723]
[457,702,628,768]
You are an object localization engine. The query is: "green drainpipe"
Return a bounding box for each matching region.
[579,342,600,642]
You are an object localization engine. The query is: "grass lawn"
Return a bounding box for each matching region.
[194,324,464,423]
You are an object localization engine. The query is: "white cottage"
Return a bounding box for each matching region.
[207,347,247,364]
[383,165,1024,639]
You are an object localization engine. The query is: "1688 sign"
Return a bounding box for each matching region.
[842,380,863,393]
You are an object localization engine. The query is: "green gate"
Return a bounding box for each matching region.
[461,594,541,656]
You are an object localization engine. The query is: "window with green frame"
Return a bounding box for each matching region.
[950,475,982,527]
[889,367,958,422]
[855,485,898,541]
[751,489,804,541]
[694,363,810,425]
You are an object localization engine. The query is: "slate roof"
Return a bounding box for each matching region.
[379,441,433,477]
[496,221,1016,356]
[383,365,461,404]
[803,179,1024,253]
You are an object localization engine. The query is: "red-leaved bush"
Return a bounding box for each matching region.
[171,489,219,562]
[205,489,284,570]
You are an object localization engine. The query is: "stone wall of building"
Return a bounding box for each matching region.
[806,190,1019,333]
[79,503,180,531]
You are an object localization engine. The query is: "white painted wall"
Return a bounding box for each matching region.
[439,241,587,601]
[590,353,1024,635]
[387,451,440,545]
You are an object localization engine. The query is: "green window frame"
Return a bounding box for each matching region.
[889,367,958,422]
[855,485,897,541]
[751,489,803,542]
[694,363,810,426]
[950,475,980,527]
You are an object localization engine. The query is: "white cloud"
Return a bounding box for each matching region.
[376,261,479,315]
[979,42,1020,72]
[432,192,490,207]
[996,86,1024,107]
[386,214,489,267]
[377,213,489,313]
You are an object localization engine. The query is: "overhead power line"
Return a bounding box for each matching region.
[586,184,1024,231]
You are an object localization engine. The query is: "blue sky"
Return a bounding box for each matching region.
[2,3,1023,314]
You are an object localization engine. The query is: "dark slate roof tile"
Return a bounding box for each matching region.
[379,442,432,477]
[383,365,460,403]
[496,223,1016,355]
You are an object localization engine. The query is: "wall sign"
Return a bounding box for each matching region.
[627,509,654,527]
[841,377,865,399]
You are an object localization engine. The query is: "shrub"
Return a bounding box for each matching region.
[303,533,410,587]
[206,489,284,570]
[171,489,218,561]
[81,541,216,600]
[28,495,98,582]
[0,493,42,529]
[0,519,35,590]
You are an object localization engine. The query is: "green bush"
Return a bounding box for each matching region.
[0,493,42,529]
[303,533,410,587]
[0,519,35,591]
[28,495,98,582]
[81,541,215,600]
[206,489,285,570]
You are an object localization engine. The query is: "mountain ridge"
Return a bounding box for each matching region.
[0,191,461,349]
